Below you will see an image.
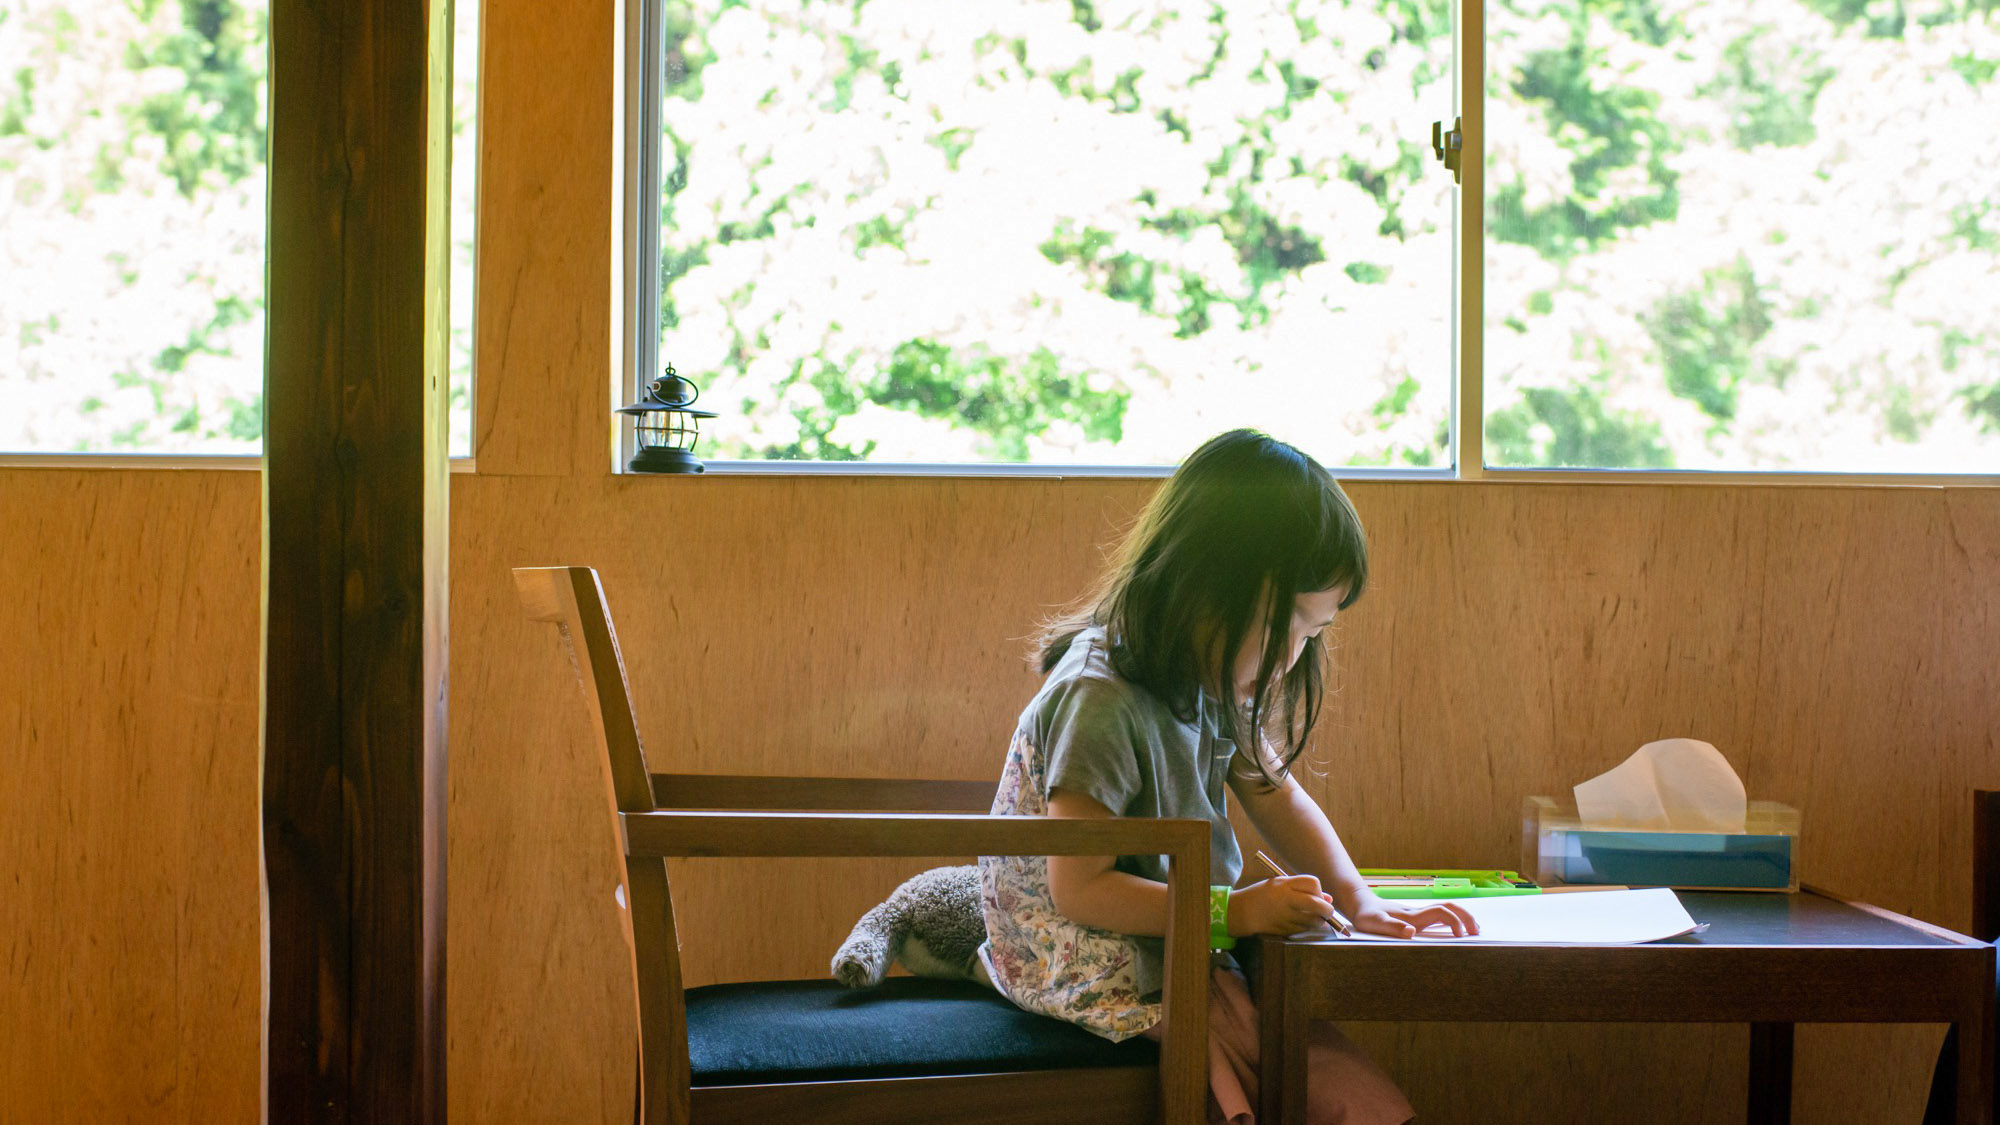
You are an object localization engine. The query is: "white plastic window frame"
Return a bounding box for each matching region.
[614,0,1998,485]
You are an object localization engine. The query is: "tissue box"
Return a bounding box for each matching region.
[1522,796,1801,892]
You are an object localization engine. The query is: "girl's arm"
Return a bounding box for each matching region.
[1229,754,1478,938]
[1046,788,1337,938]
[1044,789,1175,936]
[1227,765,1370,913]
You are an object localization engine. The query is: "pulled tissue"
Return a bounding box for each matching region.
[1573,738,1747,833]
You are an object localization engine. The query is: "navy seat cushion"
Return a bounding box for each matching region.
[685,977,1159,1085]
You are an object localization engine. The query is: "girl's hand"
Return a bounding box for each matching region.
[1348,896,1480,939]
[1228,875,1338,936]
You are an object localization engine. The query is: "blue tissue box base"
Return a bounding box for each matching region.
[1558,831,1793,890]
[1524,796,1801,892]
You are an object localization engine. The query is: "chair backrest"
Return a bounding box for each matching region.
[514,566,657,814]
[513,566,692,1124]
[517,565,1205,1125]
[1975,790,2000,943]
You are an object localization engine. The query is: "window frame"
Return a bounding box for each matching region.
[617,0,2000,485]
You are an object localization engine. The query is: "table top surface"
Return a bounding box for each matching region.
[1267,889,1983,952]
[1666,890,1973,947]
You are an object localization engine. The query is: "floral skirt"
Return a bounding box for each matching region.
[1145,961,1413,1125]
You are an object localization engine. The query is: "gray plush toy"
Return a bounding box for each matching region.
[832,864,991,989]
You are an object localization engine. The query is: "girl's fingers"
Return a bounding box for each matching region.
[1448,903,1480,935]
[1410,905,1471,936]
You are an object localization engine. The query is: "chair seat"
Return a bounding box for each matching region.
[686,977,1159,1085]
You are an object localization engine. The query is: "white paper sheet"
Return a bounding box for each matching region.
[1306,887,1698,945]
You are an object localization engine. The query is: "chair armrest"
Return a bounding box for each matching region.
[649,773,996,812]
[620,809,1207,860]
[623,809,1211,1123]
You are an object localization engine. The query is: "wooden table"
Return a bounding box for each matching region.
[1255,888,1995,1124]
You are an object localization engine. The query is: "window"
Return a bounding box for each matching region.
[635,0,1999,475]
[0,0,478,457]
[1483,0,2000,472]
[646,0,1453,469]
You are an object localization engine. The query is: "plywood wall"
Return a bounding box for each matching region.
[0,469,263,1123]
[12,465,1991,1123]
[447,473,2000,1125]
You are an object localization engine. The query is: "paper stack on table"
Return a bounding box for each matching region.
[1317,887,1699,945]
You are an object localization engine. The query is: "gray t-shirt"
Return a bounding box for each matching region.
[1028,627,1244,991]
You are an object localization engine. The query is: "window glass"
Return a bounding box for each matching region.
[1484,0,2000,472]
[654,0,1454,467]
[0,0,476,456]
[450,0,477,456]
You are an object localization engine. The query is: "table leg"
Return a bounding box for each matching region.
[1955,990,1994,1125]
[1256,942,1309,1125]
[1747,1022,1794,1124]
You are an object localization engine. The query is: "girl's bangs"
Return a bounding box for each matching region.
[1297,489,1368,607]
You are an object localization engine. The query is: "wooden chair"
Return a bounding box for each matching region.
[514,566,1210,1125]
[1925,790,2000,1125]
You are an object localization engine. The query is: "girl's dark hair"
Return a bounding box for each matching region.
[1038,429,1367,787]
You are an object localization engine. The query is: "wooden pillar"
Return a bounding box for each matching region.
[262,0,452,1119]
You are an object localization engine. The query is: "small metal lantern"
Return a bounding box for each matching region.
[616,364,718,474]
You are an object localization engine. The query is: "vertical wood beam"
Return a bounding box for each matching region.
[262,0,452,1119]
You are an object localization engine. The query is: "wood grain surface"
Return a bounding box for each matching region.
[470,0,620,477]
[261,0,453,1114]
[5,471,1996,1123]
[0,469,262,1123]
[445,473,2000,1124]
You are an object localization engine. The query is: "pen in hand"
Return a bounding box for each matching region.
[1253,849,1354,936]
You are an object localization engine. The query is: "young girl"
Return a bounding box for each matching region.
[979,429,1476,1124]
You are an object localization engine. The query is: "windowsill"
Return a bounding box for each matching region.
[10,453,1982,487]
[614,460,1998,486]
[649,460,1448,481]
[0,454,480,472]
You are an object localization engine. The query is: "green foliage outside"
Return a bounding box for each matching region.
[651,0,1998,470]
[0,0,477,454]
[3,0,1996,471]
[657,0,1457,466]
[1483,0,2000,469]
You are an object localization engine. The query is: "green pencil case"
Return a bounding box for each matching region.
[1358,867,1542,898]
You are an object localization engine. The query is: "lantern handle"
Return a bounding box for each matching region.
[653,363,699,408]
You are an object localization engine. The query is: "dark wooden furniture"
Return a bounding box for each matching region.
[1926,790,2000,1124]
[515,565,1209,1125]
[1257,888,1995,1125]
[262,0,453,1116]
[1975,791,2000,945]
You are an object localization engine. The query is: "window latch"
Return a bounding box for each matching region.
[1431,117,1463,184]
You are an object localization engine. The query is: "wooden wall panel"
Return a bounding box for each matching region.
[470,0,619,477]
[1322,483,1774,871]
[0,469,262,1123]
[4,463,1993,1123]
[443,473,1998,1124]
